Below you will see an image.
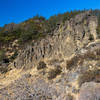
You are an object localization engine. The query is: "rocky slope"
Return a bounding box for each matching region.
[0,11,100,100]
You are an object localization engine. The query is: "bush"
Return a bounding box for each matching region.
[18,30,46,44]
[89,34,94,41]
[66,55,83,70]
[0,67,8,74]
[78,69,100,86]
[0,30,20,43]
[66,56,79,70]
[37,61,47,70]
[48,10,83,32]
[48,66,62,80]
[0,50,5,61]
[10,51,18,61]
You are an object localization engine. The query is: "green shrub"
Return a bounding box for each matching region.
[19,31,33,43]
[48,10,83,31]
[66,56,79,70]
[0,50,5,61]
[66,55,83,70]
[89,34,94,41]
[10,51,18,61]
[0,10,86,45]
[37,61,47,70]
[48,66,62,80]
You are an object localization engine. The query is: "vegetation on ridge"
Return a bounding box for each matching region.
[0,9,100,45]
[0,10,86,45]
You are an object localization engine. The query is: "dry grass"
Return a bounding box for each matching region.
[0,69,23,89]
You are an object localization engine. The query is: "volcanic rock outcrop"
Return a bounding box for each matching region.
[0,11,100,100]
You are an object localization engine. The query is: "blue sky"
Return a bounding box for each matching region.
[0,0,100,26]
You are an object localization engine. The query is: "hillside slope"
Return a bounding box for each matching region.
[0,10,100,100]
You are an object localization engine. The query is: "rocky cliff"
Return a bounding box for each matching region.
[0,11,100,100]
[11,11,98,68]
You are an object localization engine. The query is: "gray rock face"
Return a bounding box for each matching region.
[78,82,100,100]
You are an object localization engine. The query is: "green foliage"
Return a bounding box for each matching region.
[19,31,33,43]
[18,16,48,43]
[37,61,47,70]
[0,16,47,44]
[0,10,94,44]
[0,29,21,43]
[19,31,46,43]
[48,10,83,32]
[10,51,18,61]
[48,66,62,80]
[89,34,94,41]
[66,56,79,70]
[0,50,5,61]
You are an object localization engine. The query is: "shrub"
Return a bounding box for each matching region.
[37,61,47,70]
[0,67,8,74]
[0,30,20,43]
[66,56,79,70]
[48,66,62,80]
[18,31,33,43]
[78,69,100,86]
[10,51,18,61]
[89,34,94,41]
[18,31,46,44]
[3,58,9,63]
[66,55,83,70]
[0,50,5,61]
